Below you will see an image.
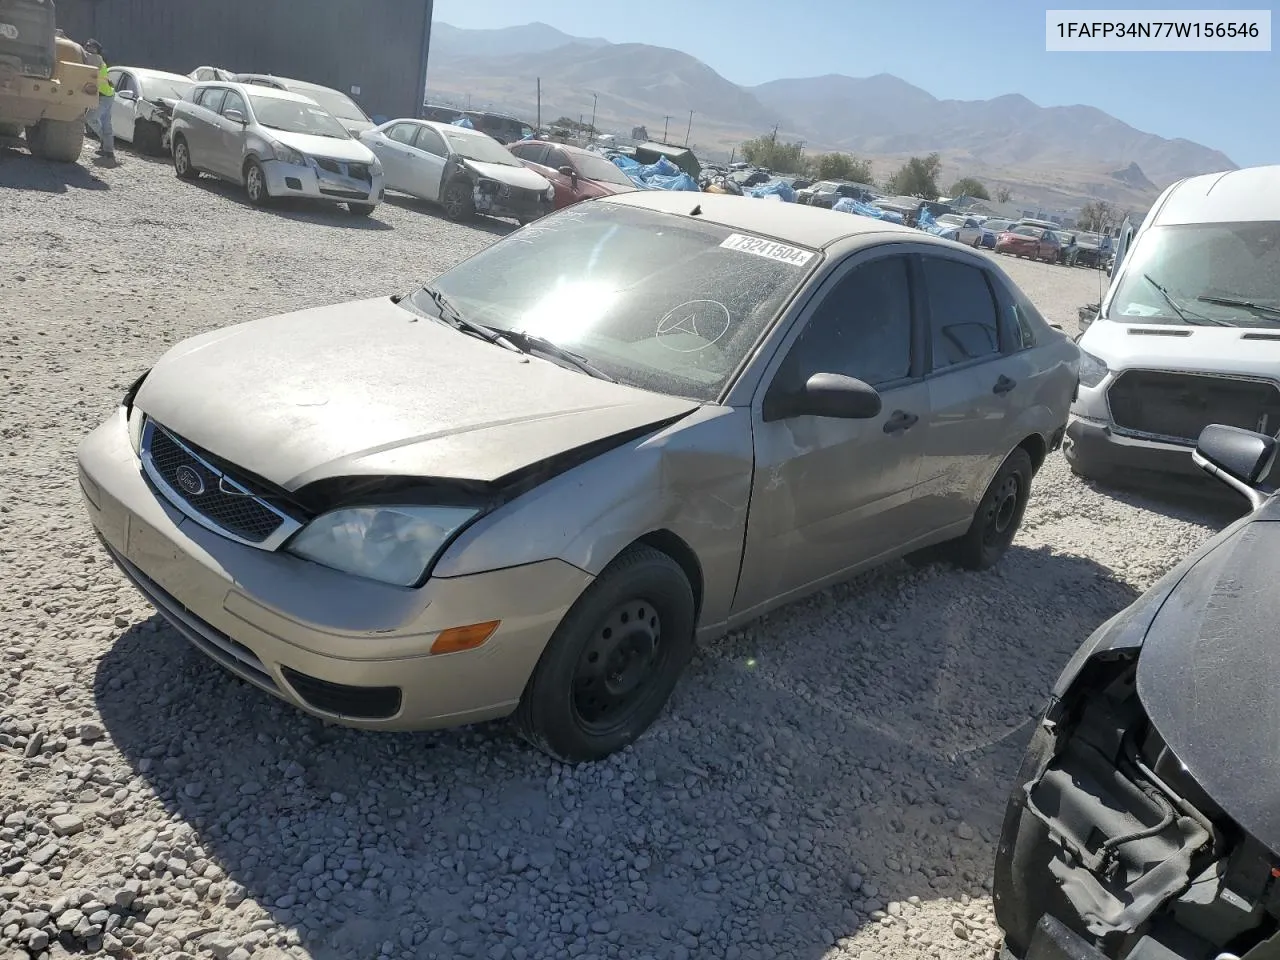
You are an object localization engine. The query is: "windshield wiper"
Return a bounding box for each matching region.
[499,330,617,382]
[1197,295,1280,322]
[417,286,525,354]
[1141,274,1231,326]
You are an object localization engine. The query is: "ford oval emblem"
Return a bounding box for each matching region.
[174,464,205,496]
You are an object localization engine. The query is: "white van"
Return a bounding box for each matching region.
[1065,164,1280,484]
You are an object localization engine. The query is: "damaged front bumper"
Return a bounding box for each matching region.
[994,656,1280,960]
[473,178,553,222]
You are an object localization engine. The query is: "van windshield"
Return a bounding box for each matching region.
[1108,221,1280,327]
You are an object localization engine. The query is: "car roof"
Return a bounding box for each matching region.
[420,120,486,138]
[1155,164,1280,225]
[124,68,193,83]
[200,81,314,105]
[598,191,928,250]
[519,140,599,159]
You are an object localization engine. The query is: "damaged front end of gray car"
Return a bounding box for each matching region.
[995,423,1280,960]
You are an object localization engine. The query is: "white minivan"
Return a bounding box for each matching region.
[1066,164,1280,484]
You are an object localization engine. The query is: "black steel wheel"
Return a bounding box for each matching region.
[951,447,1034,570]
[515,544,696,763]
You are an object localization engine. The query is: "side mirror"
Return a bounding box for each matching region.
[764,372,882,422]
[117,89,137,101]
[223,109,246,124]
[558,165,577,182]
[1194,423,1277,509]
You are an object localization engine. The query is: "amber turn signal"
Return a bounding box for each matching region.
[430,620,500,656]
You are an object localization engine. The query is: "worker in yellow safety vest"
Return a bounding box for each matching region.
[82,39,117,162]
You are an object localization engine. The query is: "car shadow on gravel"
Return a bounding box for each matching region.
[382,193,518,238]
[1075,471,1248,528]
[90,542,1138,960]
[185,176,394,230]
[0,143,109,192]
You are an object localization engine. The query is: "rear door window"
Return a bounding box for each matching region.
[922,257,1002,370]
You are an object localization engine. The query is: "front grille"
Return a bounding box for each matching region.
[140,419,302,550]
[315,158,371,183]
[318,187,368,199]
[281,667,402,720]
[1107,370,1280,444]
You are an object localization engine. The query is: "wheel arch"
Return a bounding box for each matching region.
[631,529,705,623]
[1016,431,1048,474]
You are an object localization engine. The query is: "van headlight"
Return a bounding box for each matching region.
[286,505,479,587]
[1078,350,1110,388]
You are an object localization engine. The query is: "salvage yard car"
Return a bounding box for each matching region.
[997,224,1062,263]
[170,82,384,216]
[76,192,1078,763]
[508,139,637,209]
[1065,165,1280,486]
[359,119,553,224]
[995,422,1280,960]
[235,72,374,137]
[102,67,193,155]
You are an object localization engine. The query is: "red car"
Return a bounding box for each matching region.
[507,140,637,209]
[995,224,1062,262]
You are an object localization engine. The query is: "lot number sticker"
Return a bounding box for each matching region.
[720,233,815,267]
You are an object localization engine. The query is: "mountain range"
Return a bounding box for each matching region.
[425,21,1237,210]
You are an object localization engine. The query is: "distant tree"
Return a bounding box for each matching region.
[1078,199,1117,232]
[995,186,1013,204]
[949,177,990,201]
[812,152,874,184]
[739,135,807,175]
[885,153,942,199]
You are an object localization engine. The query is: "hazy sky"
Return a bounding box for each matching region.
[432,0,1275,167]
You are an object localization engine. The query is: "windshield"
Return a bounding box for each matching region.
[409,203,818,400]
[985,219,1012,232]
[1008,225,1042,238]
[249,95,351,139]
[1077,232,1103,245]
[294,86,368,123]
[812,181,841,192]
[937,215,965,226]
[443,130,521,166]
[1107,221,1280,327]
[144,77,193,101]
[572,151,634,186]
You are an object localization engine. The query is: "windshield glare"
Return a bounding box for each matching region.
[297,87,367,123]
[146,78,193,100]
[250,96,351,139]
[445,131,520,166]
[411,204,817,400]
[1108,221,1280,327]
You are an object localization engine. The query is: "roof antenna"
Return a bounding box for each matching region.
[690,203,702,216]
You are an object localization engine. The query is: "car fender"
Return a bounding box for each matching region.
[433,405,755,630]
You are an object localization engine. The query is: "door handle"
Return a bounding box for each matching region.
[883,410,919,434]
[993,375,1017,395]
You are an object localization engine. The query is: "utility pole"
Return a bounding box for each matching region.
[536,77,541,134]
[770,122,779,143]
[684,110,693,147]
[590,92,597,136]
[663,115,671,142]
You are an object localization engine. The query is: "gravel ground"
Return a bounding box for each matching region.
[0,140,1242,960]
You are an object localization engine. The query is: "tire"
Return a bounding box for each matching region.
[173,136,199,180]
[949,447,1034,571]
[442,178,475,222]
[133,120,163,156]
[244,158,271,206]
[345,202,376,216]
[514,544,696,763]
[26,118,84,162]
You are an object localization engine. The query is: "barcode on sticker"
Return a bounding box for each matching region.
[719,233,815,266]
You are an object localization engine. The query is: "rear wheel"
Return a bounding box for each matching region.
[26,118,84,162]
[952,448,1034,570]
[244,158,271,206]
[345,202,376,216]
[173,136,199,180]
[514,544,696,763]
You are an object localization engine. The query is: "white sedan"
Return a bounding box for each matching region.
[935,214,985,247]
[103,68,195,155]
[359,119,555,224]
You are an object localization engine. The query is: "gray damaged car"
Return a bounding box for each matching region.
[77,191,1080,762]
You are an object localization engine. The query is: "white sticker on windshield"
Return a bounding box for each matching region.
[719,233,815,267]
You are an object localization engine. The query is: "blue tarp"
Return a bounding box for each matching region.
[916,207,937,230]
[747,179,796,202]
[451,117,475,129]
[610,153,700,192]
[831,197,905,224]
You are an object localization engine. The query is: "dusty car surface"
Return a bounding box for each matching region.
[76,192,1078,762]
[994,423,1280,960]
[359,119,554,224]
[102,67,193,154]
[170,81,384,215]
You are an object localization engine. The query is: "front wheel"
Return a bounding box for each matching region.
[345,202,376,216]
[514,544,696,763]
[244,158,271,206]
[442,179,475,222]
[133,120,164,156]
[951,447,1034,571]
[26,118,84,162]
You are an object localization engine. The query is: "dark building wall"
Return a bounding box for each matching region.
[53,0,432,122]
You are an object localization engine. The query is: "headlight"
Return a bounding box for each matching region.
[270,141,306,166]
[286,505,478,587]
[1078,349,1109,388]
[127,407,144,457]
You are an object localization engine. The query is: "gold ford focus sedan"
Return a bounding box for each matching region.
[77,191,1080,762]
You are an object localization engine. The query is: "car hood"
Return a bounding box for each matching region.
[1081,316,1280,375]
[132,297,701,491]
[264,130,375,163]
[463,159,550,191]
[341,119,375,136]
[1135,499,1280,852]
